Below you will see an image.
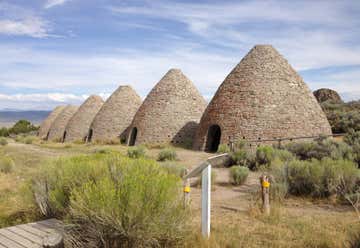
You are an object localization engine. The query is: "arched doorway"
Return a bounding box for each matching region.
[62,131,67,143]
[87,129,93,142]
[205,125,221,152]
[128,127,137,146]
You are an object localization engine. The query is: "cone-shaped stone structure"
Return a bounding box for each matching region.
[88,86,142,143]
[38,106,66,139]
[127,69,207,146]
[193,45,332,151]
[63,95,104,142]
[47,105,79,142]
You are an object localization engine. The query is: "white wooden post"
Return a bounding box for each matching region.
[183,154,228,239]
[201,164,211,238]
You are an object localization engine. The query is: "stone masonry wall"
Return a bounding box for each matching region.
[38,106,66,139]
[64,95,104,142]
[193,45,332,150]
[47,105,79,141]
[89,86,142,142]
[127,69,207,146]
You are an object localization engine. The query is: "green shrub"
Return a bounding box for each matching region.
[24,136,36,144]
[285,137,353,161]
[286,159,359,198]
[68,156,188,247]
[9,120,38,135]
[344,130,360,166]
[32,154,109,217]
[0,127,9,137]
[268,158,289,202]
[217,144,230,153]
[0,137,8,146]
[229,166,249,185]
[15,135,24,143]
[321,101,360,133]
[229,141,254,167]
[158,148,177,161]
[94,148,112,154]
[161,162,186,177]
[272,149,294,162]
[0,156,14,174]
[256,146,275,167]
[231,150,247,165]
[127,146,146,159]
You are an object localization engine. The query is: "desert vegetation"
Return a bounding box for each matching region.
[0,120,38,137]
[157,147,177,161]
[31,154,188,247]
[0,132,359,247]
[321,100,360,133]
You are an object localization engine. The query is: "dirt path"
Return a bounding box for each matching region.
[190,169,261,217]
[7,141,67,158]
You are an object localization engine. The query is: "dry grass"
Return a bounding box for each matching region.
[185,203,358,248]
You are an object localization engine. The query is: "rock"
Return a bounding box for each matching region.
[313,88,343,103]
[42,233,64,248]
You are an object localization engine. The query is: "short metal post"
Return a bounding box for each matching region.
[201,164,211,238]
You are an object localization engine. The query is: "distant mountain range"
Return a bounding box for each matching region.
[0,110,50,127]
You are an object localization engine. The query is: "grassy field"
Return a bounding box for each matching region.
[0,138,359,247]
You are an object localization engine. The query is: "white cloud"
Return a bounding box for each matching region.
[0,39,359,110]
[309,70,360,101]
[44,0,71,9]
[109,1,360,70]
[0,2,51,38]
[0,93,85,103]
[0,17,49,38]
[0,43,234,109]
[0,93,107,110]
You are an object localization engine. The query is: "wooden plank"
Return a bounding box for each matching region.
[36,223,63,234]
[184,162,209,179]
[26,223,57,234]
[17,225,48,238]
[38,219,61,226]
[184,153,229,179]
[7,227,43,245]
[0,233,27,248]
[0,229,38,248]
[37,219,63,232]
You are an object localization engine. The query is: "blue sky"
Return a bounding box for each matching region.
[0,0,359,110]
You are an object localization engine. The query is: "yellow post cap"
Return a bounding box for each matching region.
[184,186,191,193]
[262,181,270,188]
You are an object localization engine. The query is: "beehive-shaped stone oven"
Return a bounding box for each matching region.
[63,95,104,142]
[88,86,142,143]
[38,105,66,139]
[193,45,332,151]
[127,69,207,146]
[47,105,79,142]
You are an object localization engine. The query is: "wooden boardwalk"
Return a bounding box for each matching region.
[0,219,63,248]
